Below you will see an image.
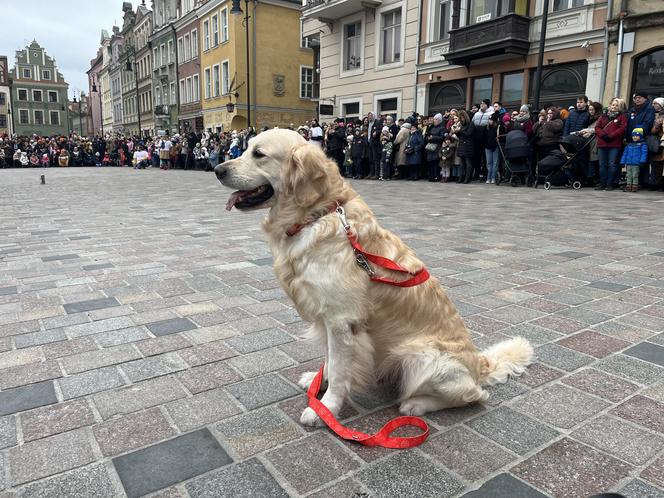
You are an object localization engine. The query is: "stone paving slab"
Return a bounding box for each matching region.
[2,168,664,497]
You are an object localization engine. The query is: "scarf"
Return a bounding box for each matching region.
[607,111,620,121]
[515,113,530,123]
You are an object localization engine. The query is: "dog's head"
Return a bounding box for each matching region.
[216,129,341,212]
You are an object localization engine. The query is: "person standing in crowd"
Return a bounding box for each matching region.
[621,127,649,192]
[650,97,664,189]
[563,96,590,137]
[451,110,476,184]
[367,112,383,179]
[533,107,564,161]
[325,119,346,175]
[425,113,446,182]
[626,91,656,188]
[405,118,423,181]
[392,121,411,180]
[133,145,149,169]
[594,97,628,191]
[579,101,603,184]
[471,99,494,180]
[378,126,394,181]
[309,119,323,149]
[350,128,367,179]
[485,114,500,184]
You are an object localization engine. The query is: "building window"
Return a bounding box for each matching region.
[34,110,44,125]
[178,37,184,61]
[630,48,664,100]
[153,48,159,68]
[213,64,220,96]
[50,111,60,125]
[156,86,162,105]
[203,20,210,51]
[186,77,193,103]
[472,76,493,104]
[0,115,6,127]
[184,34,191,60]
[191,29,198,57]
[19,109,29,124]
[0,93,5,105]
[469,0,510,24]
[192,74,200,101]
[435,0,451,40]
[160,44,166,66]
[300,19,312,48]
[300,66,314,98]
[429,80,466,112]
[343,22,362,71]
[212,14,219,47]
[221,9,228,42]
[204,68,211,98]
[380,9,401,65]
[529,62,588,109]
[32,89,43,102]
[180,79,186,104]
[42,69,51,80]
[221,61,230,95]
[170,82,176,104]
[168,39,174,63]
[553,0,584,11]
[22,68,31,78]
[18,89,28,101]
[501,72,523,106]
[377,97,398,120]
[342,102,360,118]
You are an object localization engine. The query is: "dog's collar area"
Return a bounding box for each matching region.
[285,201,341,237]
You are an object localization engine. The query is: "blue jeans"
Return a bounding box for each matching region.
[485,148,499,181]
[597,147,621,187]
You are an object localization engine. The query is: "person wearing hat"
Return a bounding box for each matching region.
[650,97,664,189]
[626,91,656,187]
[425,113,446,181]
[620,127,648,192]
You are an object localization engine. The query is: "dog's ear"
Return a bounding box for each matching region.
[282,144,333,207]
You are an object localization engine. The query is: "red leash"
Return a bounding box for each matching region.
[306,366,430,448]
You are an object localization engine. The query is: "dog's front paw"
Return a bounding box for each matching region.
[399,398,427,416]
[300,407,324,427]
[298,371,318,390]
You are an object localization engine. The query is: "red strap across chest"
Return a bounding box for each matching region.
[306,366,429,448]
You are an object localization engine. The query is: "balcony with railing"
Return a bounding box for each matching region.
[446,13,531,67]
[301,0,381,21]
[154,105,170,116]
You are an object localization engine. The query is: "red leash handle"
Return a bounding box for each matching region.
[306,366,429,448]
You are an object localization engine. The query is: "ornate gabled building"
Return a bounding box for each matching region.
[0,55,11,135]
[10,41,69,136]
[150,0,180,134]
[119,2,140,136]
[134,2,154,136]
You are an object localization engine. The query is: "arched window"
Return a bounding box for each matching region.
[529,61,587,110]
[630,47,664,100]
[429,79,466,113]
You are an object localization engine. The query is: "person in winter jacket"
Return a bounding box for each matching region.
[450,110,476,183]
[392,122,411,179]
[405,121,424,180]
[620,127,648,192]
[379,126,394,180]
[425,113,446,181]
[439,137,455,182]
[350,129,367,179]
[563,96,590,137]
[485,115,500,184]
[651,97,664,189]
[594,97,628,190]
[626,91,657,187]
[533,107,564,161]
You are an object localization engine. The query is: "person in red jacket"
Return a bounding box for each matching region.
[595,97,628,190]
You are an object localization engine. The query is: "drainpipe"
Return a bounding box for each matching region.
[413,0,421,114]
[171,23,181,132]
[252,0,257,127]
[613,0,627,99]
[598,0,613,103]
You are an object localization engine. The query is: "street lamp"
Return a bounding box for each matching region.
[531,0,550,112]
[231,0,252,129]
[91,75,104,136]
[73,91,83,136]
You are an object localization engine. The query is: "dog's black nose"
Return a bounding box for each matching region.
[214,163,227,182]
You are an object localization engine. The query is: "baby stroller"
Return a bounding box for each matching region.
[497,129,532,187]
[535,134,594,190]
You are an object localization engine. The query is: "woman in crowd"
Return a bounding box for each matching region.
[595,97,628,190]
[533,107,564,161]
[405,119,424,181]
[650,97,664,189]
[425,113,446,182]
[450,110,476,184]
[580,101,603,184]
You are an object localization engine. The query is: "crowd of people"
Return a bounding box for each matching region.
[2,91,663,192]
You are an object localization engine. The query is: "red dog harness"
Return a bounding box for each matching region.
[288,201,431,448]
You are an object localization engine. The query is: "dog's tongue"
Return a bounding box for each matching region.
[225,191,243,211]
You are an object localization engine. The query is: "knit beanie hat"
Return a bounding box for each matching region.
[654,97,664,109]
[434,113,443,122]
[382,126,389,133]
[632,127,644,138]
[520,104,530,113]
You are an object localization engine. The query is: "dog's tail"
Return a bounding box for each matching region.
[478,337,534,386]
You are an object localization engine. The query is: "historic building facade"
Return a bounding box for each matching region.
[176,3,203,133]
[0,55,12,135]
[98,31,114,134]
[301,0,418,121]
[150,0,180,134]
[134,4,154,136]
[87,49,104,136]
[416,0,608,115]
[10,41,69,136]
[110,27,125,133]
[120,2,140,136]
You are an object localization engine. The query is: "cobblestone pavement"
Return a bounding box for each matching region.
[1,167,664,498]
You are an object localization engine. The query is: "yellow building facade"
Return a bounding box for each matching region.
[199,0,315,132]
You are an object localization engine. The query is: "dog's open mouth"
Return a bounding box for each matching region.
[225,184,274,211]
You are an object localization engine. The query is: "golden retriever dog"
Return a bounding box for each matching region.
[216,129,533,426]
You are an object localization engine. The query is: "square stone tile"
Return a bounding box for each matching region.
[63,316,135,339]
[20,398,95,442]
[63,297,120,314]
[0,381,58,416]
[619,479,664,498]
[185,458,288,498]
[501,323,564,346]
[462,473,548,497]
[422,426,516,481]
[93,407,177,456]
[426,403,487,427]
[227,348,295,378]
[642,456,664,488]
[42,337,98,359]
[556,330,631,358]
[178,340,237,366]
[92,376,188,419]
[182,324,239,344]
[177,361,243,394]
[9,429,96,485]
[225,374,299,410]
[610,395,664,433]
[61,344,141,375]
[643,381,664,403]
[484,306,545,325]
[278,339,325,363]
[511,438,632,498]
[554,251,591,259]
[14,328,67,348]
[215,407,301,459]
[558,306,613,325]
[57,365,125,400]
[305,478,368,498]
[561,368,639,402]
[14,463,120,498]
[356,451,464,498]
[265,433,359,494]
[515,362,564,388]
[146,317,198,336]
[0,359,62,389]
[165,388,243,432]
[595,354,664,385]
[0,348,43,369]
[510,384,609,429]
[134,334,193,357]
[571,415,664,465]
[113,429,233,498]
[463,315,510,334]
[531,315,586,335]
[623,342,664,367]
[119,352,188,382]
[93,326,151,347]
[0,415,17,449]
[0,286,17,296]
[587,280,631,292]
[466,406,560,455]
[535,343,595,372]
[224,328,294,354]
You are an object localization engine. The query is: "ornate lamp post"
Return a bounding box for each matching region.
[230,0,253,128]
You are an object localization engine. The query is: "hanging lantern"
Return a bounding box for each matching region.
[226,102,235,113]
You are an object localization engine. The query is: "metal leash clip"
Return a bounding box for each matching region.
[335,204,351,233]
[355,251,376,277]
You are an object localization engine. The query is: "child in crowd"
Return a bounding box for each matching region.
[343,135,354,178]
[379,126,393,181]
[620,127,648,192]
[102,152,111,166]
[439,137,455,182]
[41,153,50,168]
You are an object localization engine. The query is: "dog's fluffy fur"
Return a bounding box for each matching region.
[216,129,534,425]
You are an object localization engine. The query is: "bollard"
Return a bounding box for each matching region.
[41,175,45,185]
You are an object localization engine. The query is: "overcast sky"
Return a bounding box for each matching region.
[0,0,135,99]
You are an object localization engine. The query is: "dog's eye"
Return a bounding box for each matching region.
[253,149,266,159]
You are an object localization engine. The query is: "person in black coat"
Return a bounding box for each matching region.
[425,113,446,181]
[450,110,476,183]
[325,120,347,174]
[350,128,368,179]
[367,112,384,179]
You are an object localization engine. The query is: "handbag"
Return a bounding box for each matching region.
[425,142,438,152]
[646,134,662,154]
